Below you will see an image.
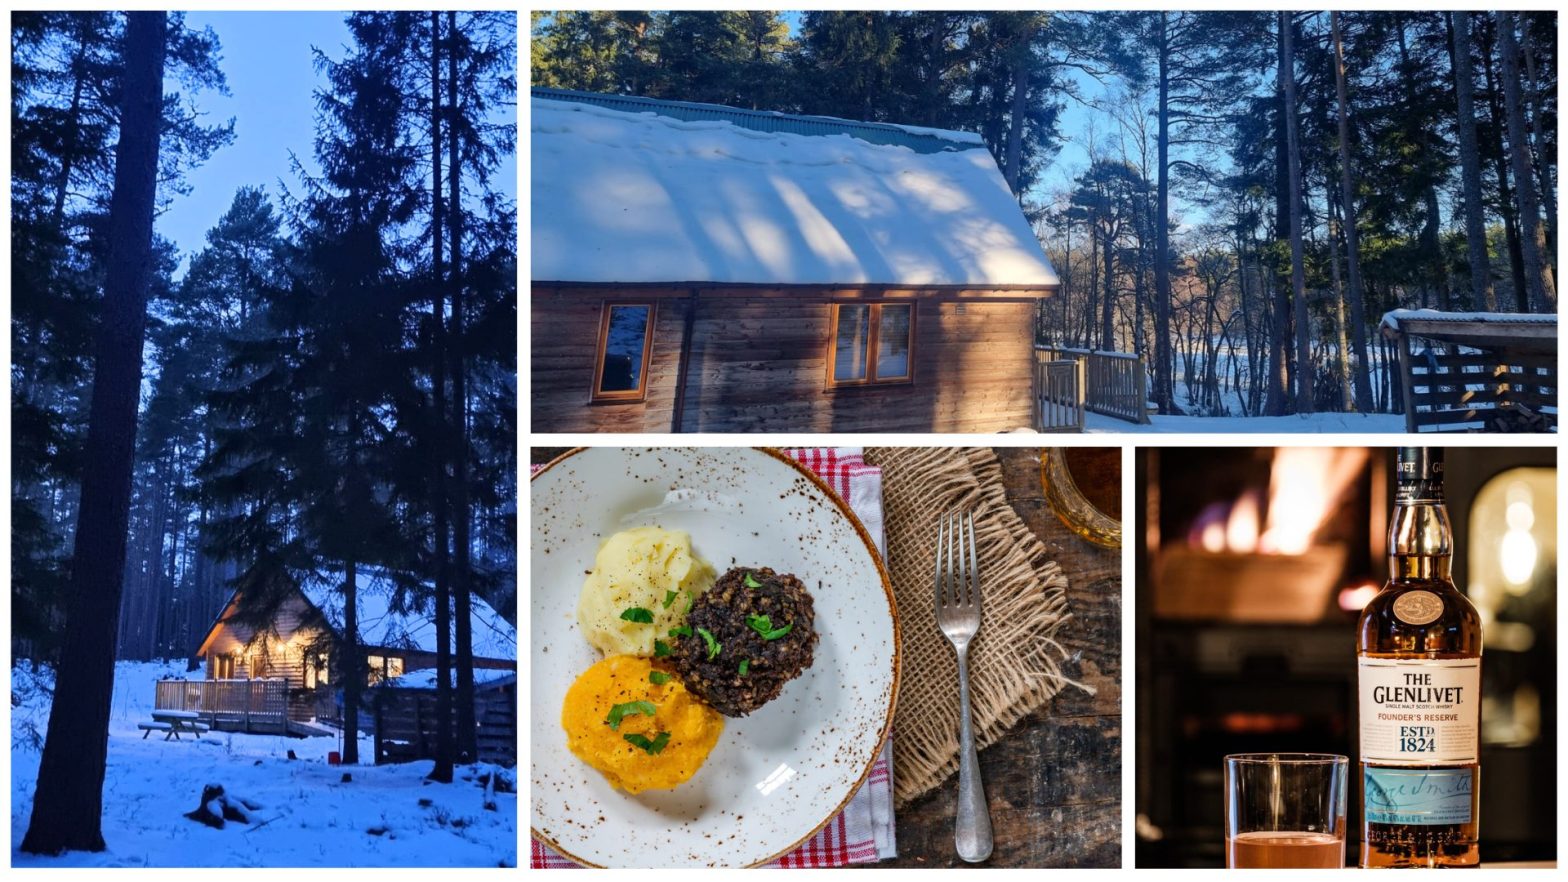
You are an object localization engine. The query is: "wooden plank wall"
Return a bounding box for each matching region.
[532,288,1039,433]
[531,288,689,432]
[1404,346,1558,432]
[373,681,517,767]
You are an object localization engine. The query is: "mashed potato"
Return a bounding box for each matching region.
[578,526,714,656]
[562,654,723,794]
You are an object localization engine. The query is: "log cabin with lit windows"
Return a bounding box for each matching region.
[531,89,1061,433]
[156,569,517,737]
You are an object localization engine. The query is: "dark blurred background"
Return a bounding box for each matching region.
[1135,446,1556,868]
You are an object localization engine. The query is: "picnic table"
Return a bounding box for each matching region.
[139,709,211,741]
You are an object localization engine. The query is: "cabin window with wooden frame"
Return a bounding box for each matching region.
[214,654,236,680]
[829,303,914,387]
[363,654,403,686]
[305,651,330,689]
[592,302,656,402]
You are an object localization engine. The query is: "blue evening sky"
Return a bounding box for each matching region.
[160,11,517,273]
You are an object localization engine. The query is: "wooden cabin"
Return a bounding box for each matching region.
[531,89,1060,433]
[1380,310,1558,433]
[157,570,517,735]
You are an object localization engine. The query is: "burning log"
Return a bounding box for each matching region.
[1157,447,1369,622]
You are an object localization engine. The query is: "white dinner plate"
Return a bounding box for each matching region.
[530,447,899,867]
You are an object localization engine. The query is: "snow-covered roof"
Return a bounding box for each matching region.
[1380,309,1557,352]
[531,94,1060,288]
[1380,308,1559,331]
[378,668,515,690]
[298,570,516,663]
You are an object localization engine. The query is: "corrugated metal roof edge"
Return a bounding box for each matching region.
[532,87,984,154]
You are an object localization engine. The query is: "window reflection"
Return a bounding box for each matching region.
[833,304,870,382]
[598,304,650,394]
[876,304,911,379]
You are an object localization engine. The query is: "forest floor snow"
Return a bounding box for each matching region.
[1084,410,1405,433]
[11,660,516,867]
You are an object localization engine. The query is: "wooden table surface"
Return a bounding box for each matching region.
[529,446,1122,869]
[861,447,1122,868]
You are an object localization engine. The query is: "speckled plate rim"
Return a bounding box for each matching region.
[529,446,902,868]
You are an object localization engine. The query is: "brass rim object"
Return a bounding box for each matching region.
[1040,448,1122,549]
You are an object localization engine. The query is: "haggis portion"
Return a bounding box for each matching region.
[671,566,818,717]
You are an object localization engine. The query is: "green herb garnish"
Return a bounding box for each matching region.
[662,590,678,609]
[738,659,750,676]
[696,627,721,660]
[605,700,656,730]
[682,591,694,615]
[649,671,671,686]
[668,625,692,638]
[620,607,655,624]
[745,614,795,641]
[623,731,672,755]
[653,639,671,658]
[743,572,764,589]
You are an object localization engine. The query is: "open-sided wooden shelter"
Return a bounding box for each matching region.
[1379,310,1558,433]
[531,89,1060,433]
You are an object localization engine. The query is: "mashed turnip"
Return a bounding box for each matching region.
[561,654,723,794]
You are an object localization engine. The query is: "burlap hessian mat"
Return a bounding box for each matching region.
[865,447,1088,807]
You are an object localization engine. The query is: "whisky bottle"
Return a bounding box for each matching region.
[1357,447,1482,867]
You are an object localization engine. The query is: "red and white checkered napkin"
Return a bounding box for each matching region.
[531,447,897,868]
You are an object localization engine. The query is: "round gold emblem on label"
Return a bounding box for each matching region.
[1393,590,1443,626]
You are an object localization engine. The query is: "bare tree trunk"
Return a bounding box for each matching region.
[1200,276,1221,411]
[22,12,165,855]
[449,9,477,765]
[1058,212,1072,345]
[1281,12,1313,412]
[427,10,455,784]
[1450,12,1497,310]
[1003,39,1028,194]
[1234,229,1257,415]
[1331,12,1376,412]
[1480,23,1529,310]
[1153,14,1175,413]
[1497,11,1556,310]
[1086,214,1099,350]
[1395,19,1452,310]
[1520,21,1556,256]
[1101,225,1115,351]
[342,559,361,765]
[1265,19,1291,416]
[1328,183,1354,412]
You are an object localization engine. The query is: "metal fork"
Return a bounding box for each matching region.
[935,510,993,863]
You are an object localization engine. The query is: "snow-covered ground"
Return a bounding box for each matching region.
[1085,410,1405,434]
[12,660,515,867]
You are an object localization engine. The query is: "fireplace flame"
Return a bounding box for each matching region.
[1190,448,1369,555]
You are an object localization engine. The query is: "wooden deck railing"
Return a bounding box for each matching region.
[155,678,289,731]
[1036,347,1151,424]
[1034,357,1085,432]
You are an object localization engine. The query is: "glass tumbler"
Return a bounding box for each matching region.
[1224,753,1349,869]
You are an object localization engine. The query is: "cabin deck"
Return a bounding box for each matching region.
[154,678,328,736]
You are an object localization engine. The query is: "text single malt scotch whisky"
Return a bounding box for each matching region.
[1357,447,1482,868]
